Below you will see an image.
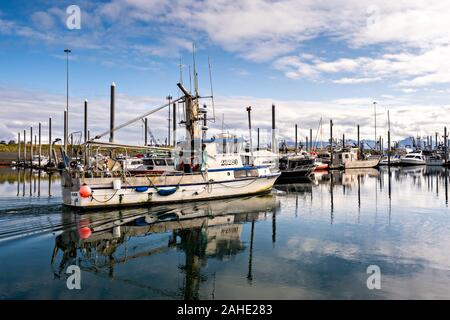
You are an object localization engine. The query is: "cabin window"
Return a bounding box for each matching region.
[339,155,342,159]
[166,159,174,165]
[143,159,154,166]
[154,159,166,166]
[247,169,259,177]
[345,154,349,159]
[234,170,247,178]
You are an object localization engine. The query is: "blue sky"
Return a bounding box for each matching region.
[1,0,450,144]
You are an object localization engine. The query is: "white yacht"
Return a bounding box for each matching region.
[399,151,426,166]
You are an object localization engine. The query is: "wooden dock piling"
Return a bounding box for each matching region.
[357,124,360,157]
[18,132,21,163]
[445,127,448,164]
[64,110,67,152]
[173,102,177,146]
[49,117,52,165]
[295,124,298,154]
[23,130,26,165]
[84,100,88,143]
[144,118,148,146]
[271,104,276,153]
[246,106,254,164]
[38,122,41,168]
[110,83,115,143]
[30,126,33,167]
[257,128,260,151]
[436,132,438,150]
[330,120,333,168]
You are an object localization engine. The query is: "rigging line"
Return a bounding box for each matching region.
[208,56,216,122]
[89,97,182,143]
[313,117,322,149]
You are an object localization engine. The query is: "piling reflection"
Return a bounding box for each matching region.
[50,195,279,300]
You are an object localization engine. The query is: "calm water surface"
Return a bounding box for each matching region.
[0,166,449,299]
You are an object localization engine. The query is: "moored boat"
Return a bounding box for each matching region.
[277,153,316,182]
[60,82,280,209]
[399,150,426,166]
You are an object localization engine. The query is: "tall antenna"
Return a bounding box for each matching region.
[179,56,183,86]
[208,56,216,122]
[188,65,192,93]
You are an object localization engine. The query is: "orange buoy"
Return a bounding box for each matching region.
[79,185,92,198]
[78,226,92,239]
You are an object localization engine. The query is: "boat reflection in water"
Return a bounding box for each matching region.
[51,194,279,299]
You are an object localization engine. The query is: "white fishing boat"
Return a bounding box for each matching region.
[60,82,280,209]
[426,154,444,166]
[31,155,49,167]
[399,150,426,166]
[332,147,379,169]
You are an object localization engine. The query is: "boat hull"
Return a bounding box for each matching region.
[344,159,379,169]
[276,167,315,183]
[314,163,329,171]
[398,160,426,166]
[62,169,280,209]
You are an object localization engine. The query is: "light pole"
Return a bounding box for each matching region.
[166,95,172,146]
[64,48,71,153]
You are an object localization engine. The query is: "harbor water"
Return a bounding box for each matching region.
[0,166,449,299]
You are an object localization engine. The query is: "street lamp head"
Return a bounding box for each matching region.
[166,95,173,100]
[64,48,71,53]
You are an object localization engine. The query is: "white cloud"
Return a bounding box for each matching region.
[1,86,449,143]
[274,45,450,87]
[333,77,381,84]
